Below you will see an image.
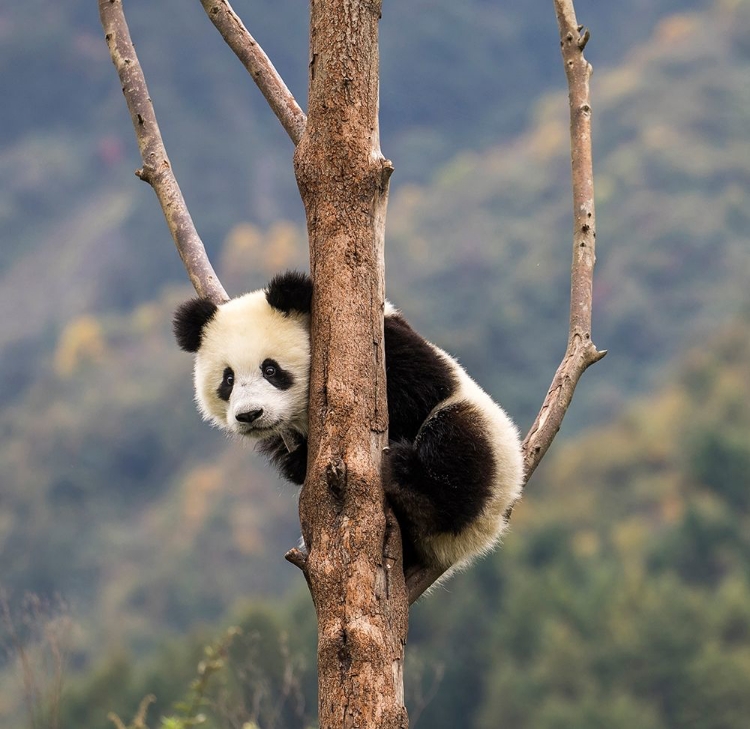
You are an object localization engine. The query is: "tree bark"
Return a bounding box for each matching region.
[293,1,408,728]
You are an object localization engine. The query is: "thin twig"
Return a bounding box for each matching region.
[98,0,228,304]
[406,0,605,604]
[201,0,307,145]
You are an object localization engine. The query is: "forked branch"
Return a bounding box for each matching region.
[99,0,228,304]
[406,0,605,604]
[200,0,307,145]
[101,0,603,610]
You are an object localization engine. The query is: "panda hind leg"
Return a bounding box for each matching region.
[384,401,495,560]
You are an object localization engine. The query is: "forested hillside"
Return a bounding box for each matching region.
[1,0,749,726]
[54,310,750,729]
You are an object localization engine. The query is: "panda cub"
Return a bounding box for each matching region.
[174,271,523,578]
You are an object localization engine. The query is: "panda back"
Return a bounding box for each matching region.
[383,311,458,443]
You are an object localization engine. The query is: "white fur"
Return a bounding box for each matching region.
[418,346,523,578]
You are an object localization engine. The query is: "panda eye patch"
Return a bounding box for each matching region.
[261,358,294,390]
[217,366,234,402]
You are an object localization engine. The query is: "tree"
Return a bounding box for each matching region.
[99,0,603,726]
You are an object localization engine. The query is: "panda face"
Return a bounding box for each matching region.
[189,291,311,439]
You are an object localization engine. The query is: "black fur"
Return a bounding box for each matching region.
[254,311,494,555]
[173,298,218,352]
[384,313,457,442]
[257,433,308,485]
[384,402,495,538]
[217,367,234,402]
[261,358,294,390]
[265,271,313,315]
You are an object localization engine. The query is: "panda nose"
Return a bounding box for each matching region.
[236,409,264,424]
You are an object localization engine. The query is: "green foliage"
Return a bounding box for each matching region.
[60,603,316,729]
[18,229,750,729]
[4,0,750,650]
[690,429,750,511]
[4,0,750,726]
[106,627,240,729]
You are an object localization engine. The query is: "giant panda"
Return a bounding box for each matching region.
[173,271,524,580]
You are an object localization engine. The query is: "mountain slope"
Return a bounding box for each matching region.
[2,0,750,724]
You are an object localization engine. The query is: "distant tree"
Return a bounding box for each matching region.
[99,0,604,726]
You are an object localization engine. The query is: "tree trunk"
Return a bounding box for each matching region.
[293,1,408,727]
[102,0,603,723]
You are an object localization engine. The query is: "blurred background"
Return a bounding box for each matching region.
[2,0,750,726]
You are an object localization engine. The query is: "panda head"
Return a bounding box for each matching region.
[173,271,313,440]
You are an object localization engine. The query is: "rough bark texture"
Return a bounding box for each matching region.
[292,1,408,728]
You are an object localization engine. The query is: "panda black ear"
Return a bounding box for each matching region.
[265,270,313,315]
[173,298,218,352]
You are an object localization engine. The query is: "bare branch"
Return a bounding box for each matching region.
[99,0,228,304]
[521,0,605,483]
[200,0,307,146]
[406,564,443,605]
[284,547,308,572]
[406,0,605,604]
